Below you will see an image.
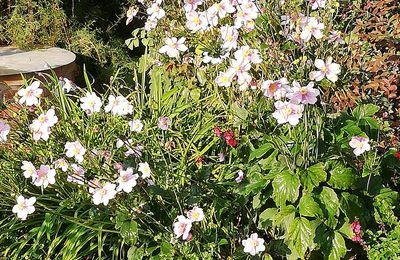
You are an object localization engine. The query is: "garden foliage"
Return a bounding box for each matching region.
[0,0,399,259]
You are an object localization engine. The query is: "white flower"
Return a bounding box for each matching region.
[220,25,239,51]
[272,101,304,126]
[234,46,262,64]
[310,0,326,10]
[117,168,139,193]
[209,0,235,19]
[287,81,320,105]
[54,159,69,172]
[349,136,371,156]
[128,119,144,132]
[173,215,192,240]
[309,57,341,82]
[184,0,203,12]
[92,182,117,206]
[228,58,252,86]
[30,126,51,141]
[80,92,102,115]
[30,108,58,134]
[145,17,158,31]
[21,161,36,179]
[104,95,133,116]
[116,139,125,148]
[186,207,204,222]
[17,81,43,106]
[33,165,56,188]
[126,6,138,25]
[300,17,324,42]
[0,121,10,143]
[235,170,244,183]
[65,141,86,163]
[12,196,36,220]
[242,233,265,256]
[138,162,152,179]
[59,77,76,93]
[159,37,188,58]
[261,78,290,100]
[147,3,165,20]
[186,11,208,32]
[216,71,234,87]
[67,164,85,185]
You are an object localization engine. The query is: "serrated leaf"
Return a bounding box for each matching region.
[338,222,354,239]
[340,192,363,221]
[300,163,327,192]
[327,231,346,260]
[258,208,278,229]
[238,171,269,196]
[352,104,380,118]
[272,170,300,207]
[328,164,358,190]
[273,205,296,232]
[259,150,278,170]
[249,143,274,161]
[299,195,323,218]
[287,217,314,257]
[317,187,340,228]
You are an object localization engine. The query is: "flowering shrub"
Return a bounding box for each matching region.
[0,0,399,259]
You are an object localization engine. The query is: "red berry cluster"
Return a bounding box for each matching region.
[351,220,362,242]
[214,127,238,148]
[394,151,400,160]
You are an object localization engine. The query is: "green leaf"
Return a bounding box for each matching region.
[300,163,327,192]
[338,222,354,239]
[231,103,249,125]
[324,231,347,260]
[120,221,138,245]
[317,187,340,228]
[160,241,174,255]
[258,150,278,170]
[328,163,358,190]
[287,217,314,257]
[238,171,269,196]
[273,205,296,232]
[249,143,274,161]
[352,104,380,119]
[340,192,363,221]
[299,195,323,218]
[272,170,300,207]
[258,208,278,229]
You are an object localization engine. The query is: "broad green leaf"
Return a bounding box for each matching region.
[231,103,249,124]
[340,192,363,220]
[238,172,269,196]
[317,187,340,228]
[258,208,278,229]
[338,222,354,239]
[258,150,278,170]
[328,164,358,190]
[120,221,138,245]
[324,231,346,260]
[300,163,327,192]
[272,170,300,207]
[273,205,296,232]
[352,104,380,118]
[249,143,274,161]
[299,195,323,218]
[287,217,314,257]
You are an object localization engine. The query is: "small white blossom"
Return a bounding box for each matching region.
[0,121,10,143]
[242,233,265,256]
[17,81,43,106]
[309,57,341,82]
[33,165,56,188]
[117,168,139,193]
[159,37,188,58]
[138,162,152,179]
[173,215,192,240]
[128,119,144,132]
[92,182,117,206]
[21,161,36,179]
[12,196,36,220]
[186,207,204,222]
[80,92,102,115]
[349,136,371,156]
[65,141,86,163]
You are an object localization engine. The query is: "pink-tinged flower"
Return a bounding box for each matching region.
[80,92,102,115]
[351,220,361,234]
[186,207,204,222]
[218,152,225,162]
[234,45,262,64]
[287,81,320,105]
[228,58,252,86]
[349,136,370,156]
[272,101,304,126]
[242,233,266,256]
[88,178,102,194]
[215,71,234,87]
[309,0,326,10]
[12,196,36,220]
[129,119,144,132]
[117,168,139,193]
[30,109,58,139]
[30,126,51,141]
[328,30,345,45]
[65,141,86,163]
[352,234,361,242]
[138,162,152,179]
[92,182,117,206]
[147,3,165,20]
[0,121,10,143]
[159,37,188,58]
[126,6,138,25]
[309,57,341,82]
[158,116,170,130]
[220,25,239,51]
[300,17,324,42]
[54,159,69,172]
[21,161,36,179]
[173,215,192,240]
[144,17,158,31]
[235,170,244,183]
[33,165,56,188]
[234,1,259,29]
[261,78,290,100]
[214,127,222,137]
[184,0,203,12]
[209,0,235,19]
[17,81,43,107]
[104,95,133,116]
[67,164,85,185]
[186,11,208,32]
[206,6,219,27]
